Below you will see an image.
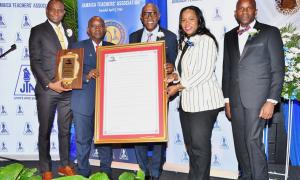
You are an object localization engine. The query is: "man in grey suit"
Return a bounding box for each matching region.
[29,0,76,179]
[222,0,284,179]
[129,3,177,180]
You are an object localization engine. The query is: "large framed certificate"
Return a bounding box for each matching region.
[94,41,168,144]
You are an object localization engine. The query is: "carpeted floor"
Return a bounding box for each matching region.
[0,160,299,180]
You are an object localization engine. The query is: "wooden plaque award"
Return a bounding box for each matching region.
[55,48,84,89]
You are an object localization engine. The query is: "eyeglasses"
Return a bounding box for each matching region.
[89,24,105,29]
[142,11,158,18]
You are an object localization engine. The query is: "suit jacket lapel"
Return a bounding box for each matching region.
[136,29,143,43]
[45,21,61,49]
[231,27,241,61]
[240,21,261,61]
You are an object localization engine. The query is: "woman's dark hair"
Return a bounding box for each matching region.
[178,6,218,50]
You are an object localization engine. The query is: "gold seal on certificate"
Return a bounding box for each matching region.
[55,48,84,89]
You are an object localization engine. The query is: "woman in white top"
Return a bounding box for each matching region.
[167,6,224,180]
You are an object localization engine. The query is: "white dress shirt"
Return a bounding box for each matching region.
[141,25,159,42]
[48,20,68,48]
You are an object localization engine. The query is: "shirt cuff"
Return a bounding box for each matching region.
[267,99,278,105]
[224,98,229,103]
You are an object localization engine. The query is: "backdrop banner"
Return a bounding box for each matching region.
[0,0,59,160]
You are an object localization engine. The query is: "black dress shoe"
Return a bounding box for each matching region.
[145,175,151,180]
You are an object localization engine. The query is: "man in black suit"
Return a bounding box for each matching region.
[222,0,284,179]
[129,3,178,180]
[29,0,76,179]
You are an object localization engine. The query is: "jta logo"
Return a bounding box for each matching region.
[0,141,8,152]
[181,151,189,163]
[0,105,7,116]
[16,105,24,115]
[23,122,33,135]
[22,46,30,60]
[220,136,229,149]
[50,141,57,151]
[119,148,129,160]
[0,31,5,42]
[21,14,31,29]
[16,141,24,152]
[0,122,9,135]
[0,14,6,28]
[14,65,35,97]
[211,154,221,166]
[15,32,22,43]
[174,133,183,145]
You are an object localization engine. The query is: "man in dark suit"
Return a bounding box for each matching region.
[222,0,284,179]
[71,16,113,178]
[129,3,178,180]
[29,0,76,179]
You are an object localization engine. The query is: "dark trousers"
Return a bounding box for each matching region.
[179,108,219,180]
[73,112,112,177]
[36,90,72,173]
[231,101,268,180]
[134,143,165,178]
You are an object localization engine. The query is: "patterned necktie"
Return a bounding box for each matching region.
[55,26,66,49]
[147,33,153,42]
[237,25,250,35]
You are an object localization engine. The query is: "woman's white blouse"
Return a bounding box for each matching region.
[175,34,224,112]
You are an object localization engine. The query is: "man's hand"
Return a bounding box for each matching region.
[48,80,72,93]
[165,63,174,75]
[167,83,184,98]
[225,103,232,120]
[86,69,99,80]
[259,101,275,120]
[166,72,179,84]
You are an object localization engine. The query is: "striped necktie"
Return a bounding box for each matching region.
[55,26,66,49]
[147,33,153,42]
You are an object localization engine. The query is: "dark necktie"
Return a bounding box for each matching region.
[177,43,189,76]
[146,33,153,42]
[237,25,250,35]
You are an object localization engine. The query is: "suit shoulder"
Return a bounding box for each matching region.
[104,41,115,46]
[165,29,177,39]
[31,21,47,31]
[129,29,143,37]
[259,23,280,33]
[225,27,238,36]
[72,39,89,47]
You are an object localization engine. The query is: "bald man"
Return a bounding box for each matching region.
[222,0,284,179]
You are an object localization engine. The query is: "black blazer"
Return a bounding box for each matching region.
[129,27,178,64]
[29,20,76,93]
[222,21,284,108]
